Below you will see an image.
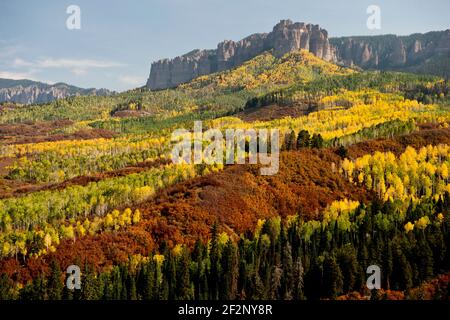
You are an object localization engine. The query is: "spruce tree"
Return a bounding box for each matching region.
[296,130,310,149]
[322,254,343,299]
[285,130,296,151]
[47,260,63,300]
[310,133,324,148]
[0,273,15,300]
[209,222,220,300]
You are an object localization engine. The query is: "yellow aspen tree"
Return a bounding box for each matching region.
[132,209,141,224]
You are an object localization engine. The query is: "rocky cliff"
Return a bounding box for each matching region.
[146,20,335,90]
[0,79,112,105]
[146,21,450,91]
[330,30,450,75]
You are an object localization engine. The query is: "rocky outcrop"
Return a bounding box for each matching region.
[0,79,111,105]
[146,20,336,90]
[146,21,450,91]
[331,30,450,71]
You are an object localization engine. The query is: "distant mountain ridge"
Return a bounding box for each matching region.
[146,20,450,90]
[0,79,112,105]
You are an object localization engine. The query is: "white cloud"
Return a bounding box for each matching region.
[72,68,87,76]
[119,75,143,86]
[0,71,36,80]
[10,57,126,76]
[12,58,33,67]
[35,58,125,69]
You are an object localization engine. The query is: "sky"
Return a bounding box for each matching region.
[0,0,449,92]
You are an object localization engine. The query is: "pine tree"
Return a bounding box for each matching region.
[296,130,310,149]
[285,130,296,151]
[322,254,343,299]
[81,264,101,300]
[336,145,348,159]
[0,273,15,300]
[220,240,238,300]
[304,261,322,300]
[138,261,155,300]
[127,276,137,300]
[310,133,324,148]
[392,245,413,290]
[292,258,304,300]
[20,274,47,300]
[269,265,282,299]
[281,241,293,299]
[120,267,128,300]
[383,241,393,290]
[337,245,359,293]
[417,239,434,282]
[176,250,193,299]
[209,222,220,300]
[47,260,63,300]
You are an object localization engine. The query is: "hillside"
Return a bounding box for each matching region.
[183,50,352,91]
[0,36,450,301]
[0,50,352,125]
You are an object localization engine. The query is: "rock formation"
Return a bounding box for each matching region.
[146,21,450,91]
[146,20,335,90]
[330,29,450,71]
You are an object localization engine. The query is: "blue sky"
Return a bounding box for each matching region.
[0,0,449,91]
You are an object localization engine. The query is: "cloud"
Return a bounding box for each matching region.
[72,68,87,76]
[10,57,125,75]
[119,75,144,86]
[35,58,125,69]
[12,58,33,67]
[0,71,36,80]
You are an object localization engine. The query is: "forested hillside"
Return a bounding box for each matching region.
[0,49,450,300]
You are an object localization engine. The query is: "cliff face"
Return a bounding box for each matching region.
[146,20,335,90]
[0,79,111,105]
[147,22,450,91]
[330,30,450,73]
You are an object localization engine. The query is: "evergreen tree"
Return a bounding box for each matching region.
[81,264,101,300]
[138,261,155,300]
[383,241,393,290]
[281,242,294,299]
[47,260,63,300]
[392,245,413,290]
[220,240,238,300]
[296,130,310,149]
[337,246,359,293]
[176,249,193,299]
[304,261,322,300]
[269,265,282,299]
[336,145,348,158]
[292,258,304,300]
[322,254,343,299]
[0,273,15,300]
[285,130,296,151]
[310,133,324,148]
[209,223,220,300]
[417,239,434,282]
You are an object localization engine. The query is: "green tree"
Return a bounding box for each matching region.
[310,133,324,148]
[296,130,311,149]
[47,260,63,300]
[322,254,343,299]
